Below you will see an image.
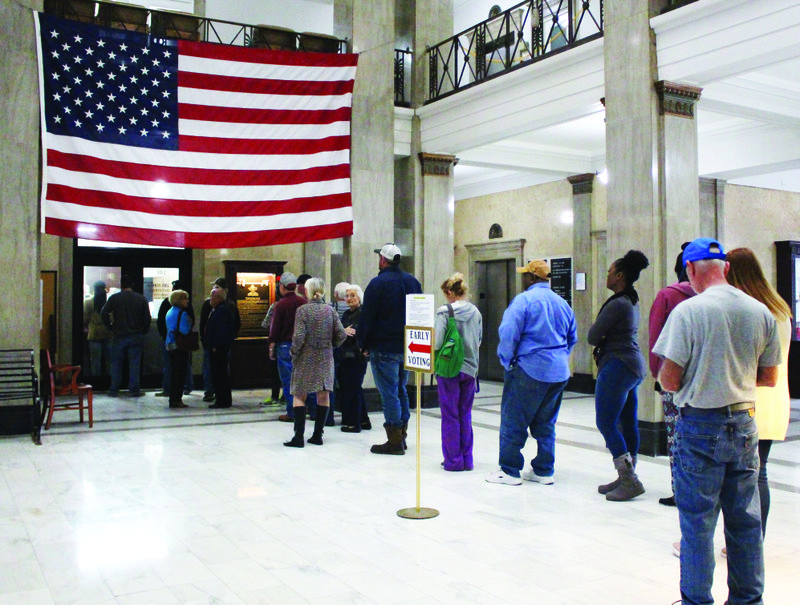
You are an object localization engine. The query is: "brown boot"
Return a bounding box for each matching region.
[606,453,645,501]
[370,424,405,455]
[598,455,636,494]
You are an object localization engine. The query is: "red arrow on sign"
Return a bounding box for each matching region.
[408,342,431,354]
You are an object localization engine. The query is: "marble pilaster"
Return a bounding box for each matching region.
[567,174,595,390]
[418,153,457,295]
[0,0,42,351]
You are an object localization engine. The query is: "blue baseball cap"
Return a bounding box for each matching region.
[683,237,726,266]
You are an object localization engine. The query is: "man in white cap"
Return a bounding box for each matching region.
[358,243,422,455]
[653,237,780,605]
[486,259,577,485]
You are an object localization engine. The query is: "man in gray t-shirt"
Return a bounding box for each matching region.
[653,238,780,605]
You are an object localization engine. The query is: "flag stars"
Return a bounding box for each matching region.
[62,43,70,51]
[118,125,127,134]
[73,35,82,43]
[53,115,62,123]
[51,50,60,59]
[130,117,138,125]
[161,131,170,138]
[97,123,105,132]
[140,129,148,136]
[49,29,59,38]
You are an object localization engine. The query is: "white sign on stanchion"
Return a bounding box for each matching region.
[398,294,439,520]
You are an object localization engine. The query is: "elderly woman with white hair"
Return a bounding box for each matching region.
[337,284,372,433]
[284,278,347,447]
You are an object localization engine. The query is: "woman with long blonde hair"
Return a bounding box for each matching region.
[726,247,793,536]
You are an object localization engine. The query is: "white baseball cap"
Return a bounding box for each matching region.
[374,243,402,263]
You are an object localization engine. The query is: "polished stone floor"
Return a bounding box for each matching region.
[1,382,798,604]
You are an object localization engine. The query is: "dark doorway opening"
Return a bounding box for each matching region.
[474,259,516,382]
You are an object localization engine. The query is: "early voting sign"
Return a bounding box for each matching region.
[405,294,435,374]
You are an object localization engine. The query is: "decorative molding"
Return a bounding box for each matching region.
[655,81,703,118]
[418,152,459,176]
[567,173,595,194]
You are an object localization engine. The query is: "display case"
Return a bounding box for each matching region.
[775,240,800,396]
[223,260,286,389]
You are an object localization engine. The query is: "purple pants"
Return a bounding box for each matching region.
[437,372,476,471]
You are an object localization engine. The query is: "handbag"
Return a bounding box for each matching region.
[174,310,200,352]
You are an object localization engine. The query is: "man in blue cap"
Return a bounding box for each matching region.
[653,237,781,605]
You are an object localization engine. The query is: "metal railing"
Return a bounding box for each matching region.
[395,48,413,107]
[661,0,700,14]
[427,0,604,102]
[43,0,347,52]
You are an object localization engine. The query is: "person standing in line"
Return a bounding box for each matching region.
[163,289,193,409]
[205,287,236,409]
[199,277,241,403]
[588,250,650,502]
[83,280,113,377]
[653,237,780,605]
[269,272,306,422]
[486,260,577,485]
[261,300,283,406]
[157,280,195,398]
[358,243,423,455]
[101,274,151,397]
[283,278,346,447]
[726,247,792,538]
[337,284,371,433]
[434,273,482,472]
[648,244,695,507]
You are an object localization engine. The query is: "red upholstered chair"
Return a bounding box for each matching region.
[42,350,93,429]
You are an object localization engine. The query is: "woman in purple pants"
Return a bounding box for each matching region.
[434,273,482,471]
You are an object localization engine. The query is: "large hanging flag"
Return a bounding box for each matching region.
[34,12,358,248]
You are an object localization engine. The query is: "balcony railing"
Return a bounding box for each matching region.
[395,48,413,107]
[427,0,604,102]
[43,0,347,52]
[661,0,700,14]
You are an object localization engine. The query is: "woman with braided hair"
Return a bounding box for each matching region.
[588,250,650,502]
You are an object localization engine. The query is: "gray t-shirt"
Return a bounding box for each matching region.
[652,284,781,408]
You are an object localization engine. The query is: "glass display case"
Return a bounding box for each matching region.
[223,260,286,389]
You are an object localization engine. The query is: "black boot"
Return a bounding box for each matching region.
[284,407,306,447]
[308,406,327,445]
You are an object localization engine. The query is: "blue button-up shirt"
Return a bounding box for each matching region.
[497,282,577,382]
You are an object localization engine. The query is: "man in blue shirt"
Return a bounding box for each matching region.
[359,243,422,455]
[487,260,577,485]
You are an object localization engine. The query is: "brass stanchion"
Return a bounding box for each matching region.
[397,370,439,519]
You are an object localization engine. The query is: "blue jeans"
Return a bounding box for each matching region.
[370,351,410,427]
[109,333,144,395]
[276,342,294,416]
[675,407,763,605]
[594,358,643,458]
[498,365,567,478]
[162,348,194,393]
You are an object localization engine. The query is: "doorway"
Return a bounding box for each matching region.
[474,259,517,381]
[73,243,193,390]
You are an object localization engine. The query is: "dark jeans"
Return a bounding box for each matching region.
[337,357,368,427]
[758,439,772,536]
[675,407,763,605]
[209,347,232,407]
[162,347,193,393]
[594,358,643,458]
[109,333,144,395]
[168,350,190,404]
[498,365,567,478]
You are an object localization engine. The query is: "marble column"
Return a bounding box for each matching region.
[0,0,42,351]
[418,153,457,295]
[699,177,725,239]
[567,173,595,392]
[334,0,396,291]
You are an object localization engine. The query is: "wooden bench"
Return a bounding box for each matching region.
[0,349,42,444]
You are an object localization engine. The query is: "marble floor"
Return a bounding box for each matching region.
[1,382,799,605]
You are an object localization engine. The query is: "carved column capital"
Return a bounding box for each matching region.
[567,173,595,194]
[418,152,458,176]
[655,81,703,118]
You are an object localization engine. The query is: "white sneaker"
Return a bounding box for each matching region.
[485,469,522,485]
[521,469,554,485]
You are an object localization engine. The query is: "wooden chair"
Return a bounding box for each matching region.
[42,350,93,430]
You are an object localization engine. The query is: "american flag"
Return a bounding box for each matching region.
[34,12,358,248]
